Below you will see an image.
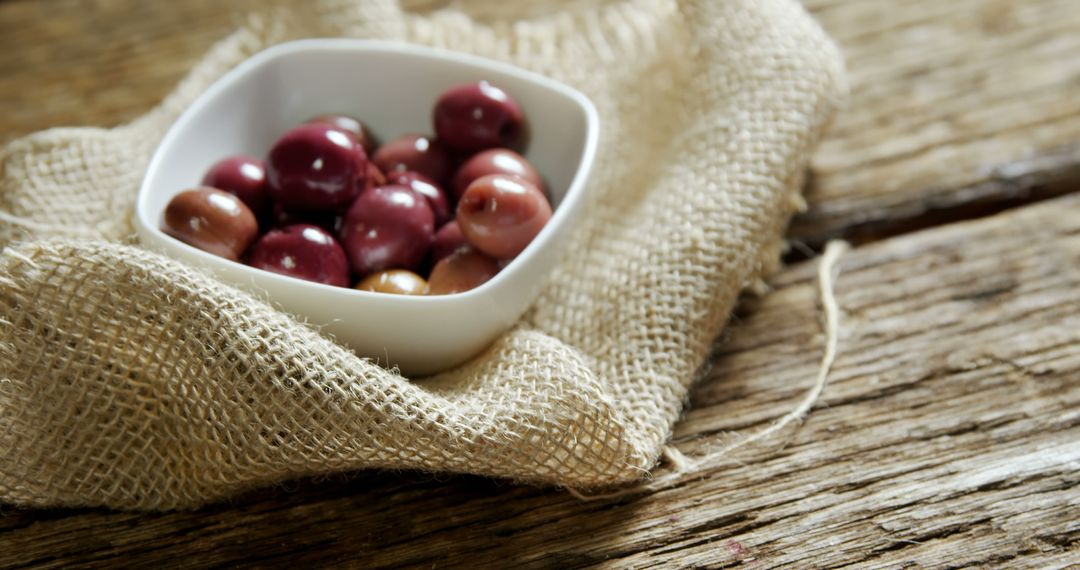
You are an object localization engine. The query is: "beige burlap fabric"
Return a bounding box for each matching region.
[0,0,844,510]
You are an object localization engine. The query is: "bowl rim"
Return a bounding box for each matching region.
[136,38,599,304]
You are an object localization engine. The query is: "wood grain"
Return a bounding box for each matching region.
[3,0,1080,246]
[798,0,1080,247]
[3,0,1080,567]
[1,193,1077,569]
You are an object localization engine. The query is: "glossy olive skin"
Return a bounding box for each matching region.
[364,162,387,194]
[162,187,259,261]
[430,220,468,265]
[267,123,367,212]
[450,148,542,200]
[356,269,428,295]
[371,134,452,185]
[427,247,501,295]
[457,174,552,259]
[247,224,350,287]
[433,81,525,152]
[339,185,435,275]
[388,171,451,226]
[306,114,378,155]
[201,155,272,217]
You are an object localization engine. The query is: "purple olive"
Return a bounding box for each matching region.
[388,171,451,226]
[339,185,435,275]
[427,247,500,295]
[162,187,259,261]
[430,220,468,265]
[371,134,451,185]
[201,155,272,217]
[247,224,350,287]
[306,114,378,156]
[267,123,367,212]
[450,148,542,200]
[433,81,525,152]
[457,174,552,259]
[356,269,428,295]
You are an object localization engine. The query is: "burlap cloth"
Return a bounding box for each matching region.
[0,0,844,510]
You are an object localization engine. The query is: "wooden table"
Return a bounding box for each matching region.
[1,1,1078,567]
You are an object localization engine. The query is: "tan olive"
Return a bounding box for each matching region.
[456,174,551,260]
[162,187,258,261]
[356,269,429,295]
[427,247,500,295]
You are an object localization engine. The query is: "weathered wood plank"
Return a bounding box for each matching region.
[2,0,1080,247]
[797,0,1080,246]
[1,190,1077,569]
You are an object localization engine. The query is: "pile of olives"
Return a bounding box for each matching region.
[162,81,551,295]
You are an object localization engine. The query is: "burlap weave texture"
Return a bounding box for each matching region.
[0,0,844,510]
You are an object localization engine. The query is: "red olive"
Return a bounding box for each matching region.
[201,155,272,217]
[356,269,428,295]
[433,81,525,152]
[427,247,500,295]
[306,114,378,156]
[364,162,387,193]
[371,134,451,185]
[430,220,468,266]
[248,224,350,287]
[162,187,258,261]
[457,174,552,259]
[339,185,435,275]
[388,171,452,226]
[450,148,542,200]
[267,123,367,212]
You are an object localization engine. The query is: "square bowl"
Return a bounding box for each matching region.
[135,39,599,376]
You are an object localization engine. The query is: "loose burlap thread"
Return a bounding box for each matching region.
[0,0,845,510]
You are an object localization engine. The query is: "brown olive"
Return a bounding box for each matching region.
[356,269,429,295]
[456,174,552,259]
[427,247,500,295]
[162,187,259,261]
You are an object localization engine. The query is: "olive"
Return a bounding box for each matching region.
[371,134,451,185]
[388,171,452,226]
[456,174,551,259]
[429,220,468,266]
[306,114,378,155]
[450,148,542,200]
[433,81,525,152]
[427,247,501,295]
[267,123,367,212]
[356,269,428,295]
[162,187,259,261]
[339,185,435,275]
[201,155,272,217]
[247,224,350,287]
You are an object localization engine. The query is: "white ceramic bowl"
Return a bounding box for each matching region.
[135,39,598,375]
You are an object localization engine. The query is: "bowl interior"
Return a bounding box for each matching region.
[138,40,592,241]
